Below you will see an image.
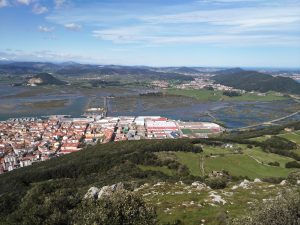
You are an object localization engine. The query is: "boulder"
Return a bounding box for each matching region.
[239,179,250,189]
[111,182,124,191]
[98,186,113,199]
[231,185,239,190]
[98,182,125,199]
[280,180,287,186]
[191,181,207,190]
[254,178,262,183]
[209,192,226,205]
[85,183,125,200]
[84,187,100,199]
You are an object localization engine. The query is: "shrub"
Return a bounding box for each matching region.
[285,161,300,168]
[287,171,300,185]
[216,210,228,225]
[230,190,300,225]
[205,177,227,189]
[268,161,280,167]
[177,165,190,176]
[261,177,284,184]
[222,91,242,97]
[73,189,157,225]
[192,145,203,153]
[263,136,297,150]
[6,181,80,225]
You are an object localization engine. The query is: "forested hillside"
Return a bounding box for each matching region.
[213,69,300,94]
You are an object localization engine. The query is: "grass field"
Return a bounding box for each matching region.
[166,88,288,102]
[166,88,222,102]
[169,143,296,179]
[250,130,300,145]
[21,99,68,109]
[201,145,236,155]
[244,147,293,167]
[138,165,175,176]
[182,129,212,134]
[278,131,300,145]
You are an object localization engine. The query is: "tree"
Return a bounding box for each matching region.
[73,189,157,225]
[285,161,300,168]
[6,181,80,225]
[230,190,300,225]
[287,171,300,185]
[205,177,227,189]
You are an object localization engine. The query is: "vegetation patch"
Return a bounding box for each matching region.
[138,165,176,176]
[172,150,295,179]
[21,99,68,109]
[166,88,288,102]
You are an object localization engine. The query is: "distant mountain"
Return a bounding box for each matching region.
[59,61,81,66]
[216,67,244,75]
[56,65,194,81]
[172,67,200,74]
[0,62,61,75]
[27,73,66,85]
[212,68,300,94]
[0,62,194,81]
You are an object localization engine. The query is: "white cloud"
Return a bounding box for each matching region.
[0,0,8,8]
[33,4,48,14]
[38,25,55,33]
[46,0,300,48]
[93,25,300,47]
[16,0,32,5]
[0,49,106,64]
[54,0,68,8]
[64,23,81,31]
[142,6,300,28]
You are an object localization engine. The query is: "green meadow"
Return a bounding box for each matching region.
[166,88,289,102]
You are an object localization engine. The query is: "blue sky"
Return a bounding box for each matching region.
[0,0,300,67]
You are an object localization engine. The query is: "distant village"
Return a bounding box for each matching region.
[152,78,245,93]
[0,114,223,174]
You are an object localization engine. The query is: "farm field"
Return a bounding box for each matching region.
[166,88,289,102]
[154,143,297,179]
[173,152,293,179]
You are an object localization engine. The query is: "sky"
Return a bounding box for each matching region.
[0,0,300,67]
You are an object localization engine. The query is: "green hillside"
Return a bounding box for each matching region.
[0,123,300,225]
[27,73,67,85]
[212,69,300,95]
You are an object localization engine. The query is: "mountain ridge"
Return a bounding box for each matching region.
[213,68,300,94]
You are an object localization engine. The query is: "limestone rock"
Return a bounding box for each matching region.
[239,179,250,189]
[84,187,100,199]
[254,178,262,183]
[280,180,287,185]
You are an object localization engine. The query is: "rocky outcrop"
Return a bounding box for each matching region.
[191,181,208,190]
[84,187,100,199]
[84,182,124,200]
[209,191,227,205]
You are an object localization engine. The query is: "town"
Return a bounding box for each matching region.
[152,77,246,93]
[0,114,223,174]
